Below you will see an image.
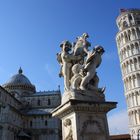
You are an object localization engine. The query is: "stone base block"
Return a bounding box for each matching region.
[52,99,117,140]
[62,89,105,104]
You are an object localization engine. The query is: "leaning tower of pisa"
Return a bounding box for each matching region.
[116,9,140,139]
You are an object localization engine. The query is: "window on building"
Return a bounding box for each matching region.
[45,120,48,126]
[0,126,3,140]
[49,114,52,118]
[128,31,131,41]
[30,121,32,127]
[129,15,132,20]
[41,116,44,120]
[48,99,51,105]
[37,99,40,106]
[137,21,140,24]
[123,21,128,28]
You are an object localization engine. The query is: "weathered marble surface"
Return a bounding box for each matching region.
[57,33,105,94]
[61,89,105,104]
[53,33,117,140]
[52,99,117,140]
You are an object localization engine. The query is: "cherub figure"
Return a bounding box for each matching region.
[57,40,81,91]
[80,46,105,90]
[73,33,91,64]
[70,64,83,90]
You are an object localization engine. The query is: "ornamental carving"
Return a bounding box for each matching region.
[57,33,105,93]
[63,119,73,140]
[80,118,104,136]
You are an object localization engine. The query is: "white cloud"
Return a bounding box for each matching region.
[108,109,129,135]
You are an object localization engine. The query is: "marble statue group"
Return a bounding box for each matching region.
[57,33,105,93]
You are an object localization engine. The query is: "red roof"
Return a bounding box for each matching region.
[110,134,130,140]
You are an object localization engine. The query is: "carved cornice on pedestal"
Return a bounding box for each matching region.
[52,99,117,119]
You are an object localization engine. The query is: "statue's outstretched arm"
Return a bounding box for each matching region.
[85,51,96,64]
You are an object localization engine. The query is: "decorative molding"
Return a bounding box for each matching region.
[80,118,104,136]
[64,119,73,140]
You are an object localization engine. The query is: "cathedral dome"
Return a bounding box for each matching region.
[3,68,36,95]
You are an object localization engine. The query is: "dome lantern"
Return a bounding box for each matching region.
[18,67,23,74]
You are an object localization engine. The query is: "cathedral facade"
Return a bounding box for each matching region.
[0,68,61,140]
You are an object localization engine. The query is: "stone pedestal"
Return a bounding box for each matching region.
[61,89,105,104]
[52,91,117,140]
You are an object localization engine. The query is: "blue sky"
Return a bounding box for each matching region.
[0,0,140,134]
